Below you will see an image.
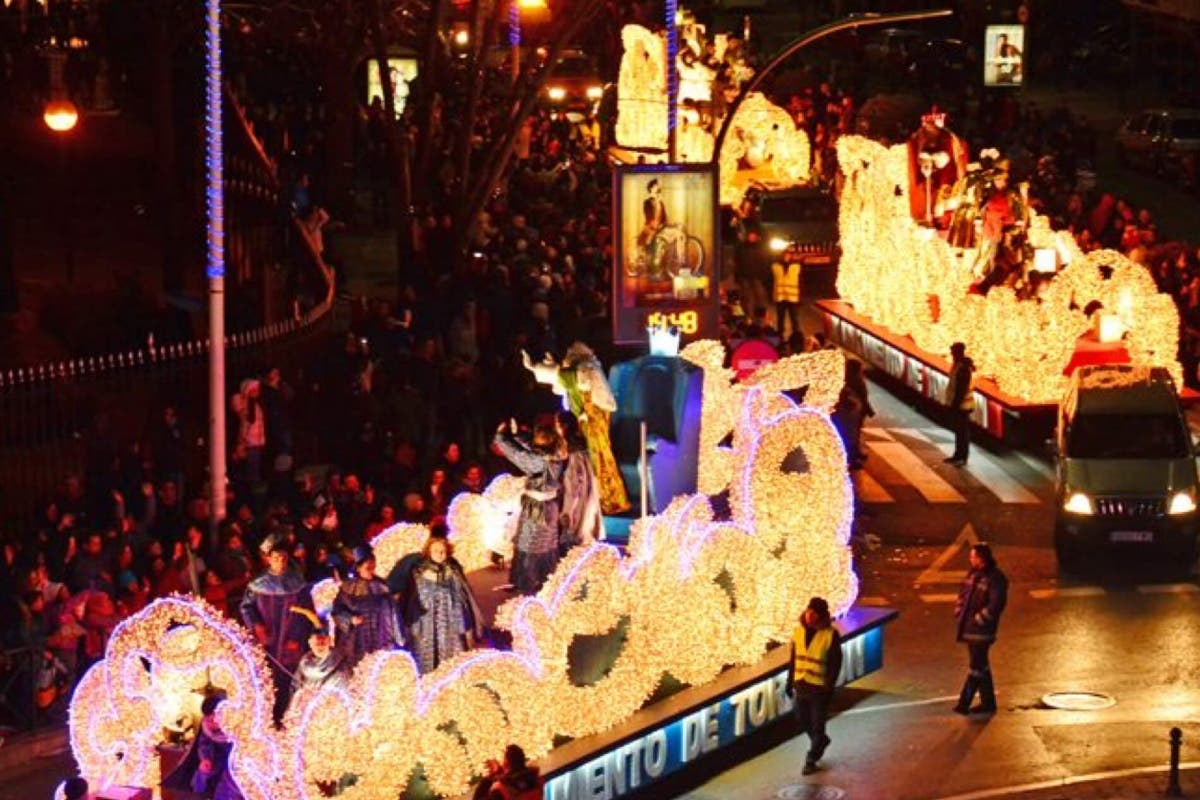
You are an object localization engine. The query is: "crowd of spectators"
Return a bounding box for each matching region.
[10,13,1200,730]
[0,45,626,725]
[976,96,1200,387]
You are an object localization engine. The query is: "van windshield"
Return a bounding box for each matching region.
[1067,413,1190,459]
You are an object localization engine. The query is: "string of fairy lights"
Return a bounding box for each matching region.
[835,135,1182,403]
[69,344,857,800]
[614,21,811,204]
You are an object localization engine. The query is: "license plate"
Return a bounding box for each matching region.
[1110,531,1154,543]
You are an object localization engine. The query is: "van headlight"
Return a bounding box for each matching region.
[768,237,790,253]
[586,85,603,100]
[547,86,566,101]
[1168,491,1197,515]
[1063,492,1094,515]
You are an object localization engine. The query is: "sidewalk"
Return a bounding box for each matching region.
[933,765,1200,800]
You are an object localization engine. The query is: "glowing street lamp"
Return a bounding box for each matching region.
[42,98,79,284]
[510,0,550,83]
[42,99,78,133]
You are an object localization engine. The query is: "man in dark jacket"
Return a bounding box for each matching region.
[954,543,1008,715]
[943,341,975,465]
[789,597,843,775]
[474,744,544,800]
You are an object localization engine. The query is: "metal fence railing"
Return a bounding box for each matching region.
[0,88,336,538]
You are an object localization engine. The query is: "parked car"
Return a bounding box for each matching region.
[1054,364,1199,572]
[1115,108,1200,177]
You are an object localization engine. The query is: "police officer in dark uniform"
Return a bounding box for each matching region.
[953,543,1009,715]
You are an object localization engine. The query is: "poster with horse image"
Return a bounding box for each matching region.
[613,164,720,344]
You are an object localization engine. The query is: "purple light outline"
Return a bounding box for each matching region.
[78,382,861,798]
[71,596,279,799]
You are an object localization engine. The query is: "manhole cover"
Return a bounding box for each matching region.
[1041,691,1117,711]
[776,786,846,800]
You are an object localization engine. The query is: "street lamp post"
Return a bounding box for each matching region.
[510,0,549,84]
[204,0,228,541]
[43,98,78,283]
[510,2,521,84]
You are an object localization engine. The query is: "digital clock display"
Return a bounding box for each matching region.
[645,310,699,335]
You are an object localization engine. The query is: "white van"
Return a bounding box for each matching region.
[1054,365,1199,570]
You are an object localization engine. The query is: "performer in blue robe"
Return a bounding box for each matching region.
[162,696,244,800]
[240,534,312,720]
[493,420,565,594]
[332,545,403,665]
[404,535,484,674]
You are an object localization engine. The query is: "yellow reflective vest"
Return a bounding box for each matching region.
[772,261,801,303]
[793,625,835,687]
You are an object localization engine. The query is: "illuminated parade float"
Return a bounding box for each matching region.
[68,336,892,800]
[822,120,1187,439]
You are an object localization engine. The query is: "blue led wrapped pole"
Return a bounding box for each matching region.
[205,0,228,530]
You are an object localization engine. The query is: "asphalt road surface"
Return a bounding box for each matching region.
[678,372,1200,800]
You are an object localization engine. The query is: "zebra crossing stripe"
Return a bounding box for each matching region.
[853,469,895,504]
[919,593,958,603]
[927,442,1041,504]
[1014,451,1054,480]
[866,442,966,503]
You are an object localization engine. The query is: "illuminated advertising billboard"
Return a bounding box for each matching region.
[366,58,419,116]
[984,24,1025,87]
[612,164,720,345]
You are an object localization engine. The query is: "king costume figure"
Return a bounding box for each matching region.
[162,695,244,800]
[403,535,484,674]
[240,534,312,719]
[333,544,403,665]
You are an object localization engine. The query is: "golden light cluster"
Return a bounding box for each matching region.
[615,25,668,153]
[682,340,843,493]
[835,135,1182,402]
[615,20,810,203]
[69,596,279,800]
[71,342,856,799]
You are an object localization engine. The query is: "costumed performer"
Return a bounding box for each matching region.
[289,607,349,697]
[403,534,485,674]
[946,149,1001,249]
[907,108,969,227]
[523,343,630,514]
[240,533,312,720]
[492,418,565,594]
[332,544,403,665]
[162,695,244,800]
[556,413,603,552]
[972,159,1030,292]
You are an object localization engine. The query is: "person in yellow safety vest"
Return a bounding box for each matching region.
[771,251,803,342]
[788,596,843,775]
